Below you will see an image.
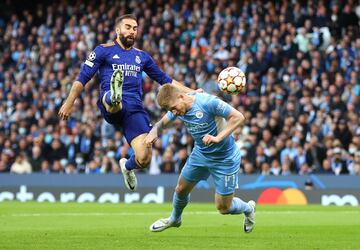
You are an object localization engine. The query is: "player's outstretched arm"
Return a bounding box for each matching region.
[144,115,172,147]
[58,81,84,120]
[203,109,246,145]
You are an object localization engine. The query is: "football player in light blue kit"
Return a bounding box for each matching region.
[59,14,191,191]
[145,84,256,233]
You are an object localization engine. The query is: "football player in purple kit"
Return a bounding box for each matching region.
[59,14,191,191]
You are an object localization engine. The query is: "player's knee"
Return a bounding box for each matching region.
[175,185,187,196]
[136,155,151,169]
[216,204,230,215]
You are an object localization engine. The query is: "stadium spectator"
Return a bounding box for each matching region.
[331,147,349,175]
[10,152,32,174]
[318,159,334,175]
[280,162,292,176]
[29,145,44,172]
[242,161,255,175]
[159,148,175,173]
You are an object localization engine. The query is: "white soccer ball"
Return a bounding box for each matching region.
[217,67,246,95]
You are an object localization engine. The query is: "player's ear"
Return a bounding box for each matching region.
[115,27,120,36]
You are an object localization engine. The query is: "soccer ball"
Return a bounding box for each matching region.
[217,67,246,94]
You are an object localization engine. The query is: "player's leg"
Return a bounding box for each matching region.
[150,161,209,232]
[119,133,151,191]
[214,192,234,214]
[129,133,152,168]
[170,175,196,222]
[119,111,153,191]
[102,69,123,112]
[169,162,210,224]
[212,169,256,233]
[213,172,253,215]
[214,192,256,233]
[150,175,197,232]
[214,192,254,215]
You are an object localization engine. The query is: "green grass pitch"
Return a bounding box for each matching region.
[0,202,359,250]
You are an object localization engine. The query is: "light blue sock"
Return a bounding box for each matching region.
[228,197,252,215]
[104,91,112,106]
[170,192,190,222]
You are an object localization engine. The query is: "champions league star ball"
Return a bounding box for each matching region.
[217,67,246,95]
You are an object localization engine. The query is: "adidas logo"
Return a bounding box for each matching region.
[112,54,120,59]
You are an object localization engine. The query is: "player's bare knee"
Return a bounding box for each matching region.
[175,185,187,196]
[136,155,151,169]
[216,204,230,214]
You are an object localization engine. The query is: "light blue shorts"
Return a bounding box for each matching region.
[181,154,240,196]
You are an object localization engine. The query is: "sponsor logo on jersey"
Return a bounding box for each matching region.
[184,122,209,133]
[112,63,141,77]
[113,54,120,59]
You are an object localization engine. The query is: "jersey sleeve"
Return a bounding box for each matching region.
[143,52,172,85]
[76,46,104,85]
[207,95,233,118]
[166,111,177,121]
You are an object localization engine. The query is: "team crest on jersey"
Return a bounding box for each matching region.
[135,56,141,64]
[195,111,203,119]
[88,51,96,61]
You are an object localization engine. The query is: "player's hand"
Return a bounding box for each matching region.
[202,134,220,145]
[58,101,73,120]
[144,129,158,147]
[195,88,204,93]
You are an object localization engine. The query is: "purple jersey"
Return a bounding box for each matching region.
[77,39,172,105]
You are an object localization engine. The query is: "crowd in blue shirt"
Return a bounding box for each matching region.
[0,0,359,175]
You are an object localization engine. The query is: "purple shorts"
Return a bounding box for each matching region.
[97,98,151,144]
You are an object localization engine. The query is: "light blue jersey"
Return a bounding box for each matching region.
[167,93,240,162]
[167,93,241,194]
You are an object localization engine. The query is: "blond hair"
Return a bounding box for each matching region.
[157,84,182,110]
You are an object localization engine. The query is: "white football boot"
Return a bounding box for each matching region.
[120,158,137,191]
[149,218,182,232]
[243,200,256,233]
[110,69,123,105]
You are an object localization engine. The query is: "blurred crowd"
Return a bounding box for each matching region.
[0,0,359,176]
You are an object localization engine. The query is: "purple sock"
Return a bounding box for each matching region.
[104,91,112,106]
[125,155,137,170]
